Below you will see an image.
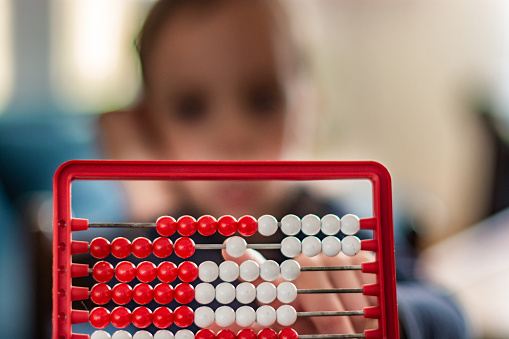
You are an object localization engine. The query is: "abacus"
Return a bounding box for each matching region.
[53,161,399,339]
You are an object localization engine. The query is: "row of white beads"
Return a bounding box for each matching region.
[258,214,360,236]
[91,330,174,339]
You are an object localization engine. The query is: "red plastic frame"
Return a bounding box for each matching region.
[52,160,399,339]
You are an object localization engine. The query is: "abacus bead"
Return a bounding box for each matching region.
[174,237,195,258]
[217,215,237,236]
[237,215,257,236]
[279,328,299,339]
[111,307,132,328]
[280,259,300,281]
[301,214,321,235]
[90,307,110,329]
[195,329,215,339]
[215,282,235,304]
[116,261,137,283]
[257,328,277,339]
[132,237,153,258]
[133,331,153,339]
[157,216,177,237]
[258,215,278,236]
[225,236,247,258]
[137,261,157,283]
[155,330,175,339]
[321,214,341,235]
[133,283,154,304]
[236,306,256,327]
[93,261,114,282]
[112,331,132,339]
[194,306,215,328]
[236,282,256,304]
[215,306,235,327]
[281,214,301,236]
[153,307,174,328]
[111,237,132,259]
[174,306,194,327]
[132,306,152,328]
[256,305,276,327]
[174,283,195,304]
[197,215,217,236]
[237,329,257,339]
[153,237,173,258]
[239,260,259,282]
[195,283,215,304]
[112,283,133,305]
[277,282,297,303]
[219,261,239,282]
[92,331,111,339]
[257,282,277,304]
[322,236,341,257]
[281,237,301,258]
[90,237,111,258]
[178,215,197,236]
[301,236,321,257]
[260,260,280,281]
[175,330,194,339]
[217,329,235,339]
[178,261,199,282]
[91,283,112,305]
[341,214,360,235]
[154,283,174,304]
[276,305,297,326]
[199,261,219,282]
[341,235,361,256]
[158,262,178,283]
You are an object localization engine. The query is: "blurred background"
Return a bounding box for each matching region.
[1,0,509,338]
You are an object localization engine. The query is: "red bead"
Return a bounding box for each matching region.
[174,283,195,304]
[157,216,177,237]
[110,307,131,328]
[153,307,173,328]
[158,261,178,283]
[196,329,216,339]
[112,283,133,305]
[132,306,152,328]
[137,261,157,283]
[92,261,114,283]
[174,305,194,327]
[279,328,299,339]
[178,261,198,282]
[115,261,137,283]
[237,329,256,339]
[90,283,111,305]
[258,328,277,339]
[89,307,110,329]
[217,329,236,339]
[218,215,237,236]
[237,215,257,236]
[132,237,152,258]
[133,283,154,305]
[90,237,111,258]
[111,237,132,259]
[174,237,195,258]
[197,215,217,236]
[153,237,173,258]
[178,215,197,236]
[154,283,174,304]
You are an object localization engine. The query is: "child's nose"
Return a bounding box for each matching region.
[215,109,258,160]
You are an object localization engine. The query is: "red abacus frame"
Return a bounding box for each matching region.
[52,160,399,339]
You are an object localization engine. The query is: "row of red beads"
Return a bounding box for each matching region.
[157,215,258,237]
[90,237,173,259]
[91,282,192,305]
[195,328,298,339]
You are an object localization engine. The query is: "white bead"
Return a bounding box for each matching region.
[239,260,259,282]
[195,283,215,304]
[280,259,300,281]
[281,236,301,258]
[342,235,361,256]
[302,214,321,235]
[154,331,175,339]
[133,331,153,339]
[277,305,297,326]
[281,214,301,235]
[257,282,277,304]
[301,236,321,257]
[260,260,280,281]
[236,282,256,304]
[199,261,218,282]
[175,330,194,339]
[215,306,236,327]
[341,214,360,235]
[194,306,215,328]
[258,214,278,236]
[219,261,239,282]
[225,236,247,258]
[321,214,341,235]
[322,236,341,257]
[112,331,132,339]
[256,305,276,326]
[216,282,236,304]
[236,306,256,327]
[92,331,112,339]
[277,281,297,303]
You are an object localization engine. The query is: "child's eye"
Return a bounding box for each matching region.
[247,86,284,116]
[173,93,208,123]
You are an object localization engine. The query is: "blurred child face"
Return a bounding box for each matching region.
[141,1,299,217]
